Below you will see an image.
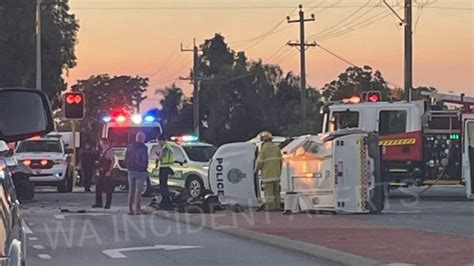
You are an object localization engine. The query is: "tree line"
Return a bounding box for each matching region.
[0,2,440,145]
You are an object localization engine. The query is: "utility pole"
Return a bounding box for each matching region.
[383,0,412,102]
[287,5,316,123]
[180,39,203,138]
[36,0,42,90]
[404,0,413,102]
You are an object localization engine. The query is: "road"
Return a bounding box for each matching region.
[22,190,336,266]
[355,185,474,237]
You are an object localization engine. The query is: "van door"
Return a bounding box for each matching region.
[463,115,474,198]
[209,142,258,207]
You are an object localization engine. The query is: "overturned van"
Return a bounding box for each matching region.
[209,130,385,214]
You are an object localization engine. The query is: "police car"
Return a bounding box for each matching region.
[15,136,73,192]
[114,136,217,198]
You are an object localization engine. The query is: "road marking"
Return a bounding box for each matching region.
[383,210,421,214]
[33,245,45,250]
[23,224,33,234]
[102,245,204,259]
[54,215,66,220]
[28,237,39,241]
[38,254,52,260]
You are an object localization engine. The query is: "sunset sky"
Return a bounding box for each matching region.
[65,0,473,110]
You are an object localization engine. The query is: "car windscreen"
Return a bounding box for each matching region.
[17,140,62,153]
[182,146,217,162]
[108,127,161,147]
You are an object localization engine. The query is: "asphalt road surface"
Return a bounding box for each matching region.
[356,185,474,237]
[22,185,473,265]
[22,190,336,266]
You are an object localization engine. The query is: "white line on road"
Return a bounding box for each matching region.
[38,254,52,260]
[33,245,45,250]
[383,210,422,214]
[102,245,204,259]
[23,224,33,234]
[54,215,66,220]
[28,237,39,241]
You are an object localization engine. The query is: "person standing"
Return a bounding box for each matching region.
[255,131,283,211]
[92,138,115,209]
[156,135,174,209]
[125,132,149,215]
[79,142,96,192]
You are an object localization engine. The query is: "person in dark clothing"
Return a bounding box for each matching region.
[92,138,115,209]
[80,143,96,192]
[125,132,149,215]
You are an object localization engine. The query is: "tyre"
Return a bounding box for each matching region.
[13,173,35,202]
[185,176,204,199]
[57,168,73,193]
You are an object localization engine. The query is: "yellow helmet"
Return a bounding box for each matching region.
[259,131,273,141]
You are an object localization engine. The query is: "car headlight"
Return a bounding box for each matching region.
[203,165,209,170]
[53,159,64,164]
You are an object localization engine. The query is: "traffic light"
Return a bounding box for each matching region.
[366,91,382,103]
[63,92,84,119]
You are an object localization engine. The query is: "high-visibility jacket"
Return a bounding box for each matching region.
[255,141,282,183]
[160,143,174,167]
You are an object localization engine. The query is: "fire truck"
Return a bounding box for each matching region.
[322,91,474,197]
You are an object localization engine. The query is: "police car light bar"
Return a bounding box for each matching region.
[132,114,143,124]
[171,135,198,142]
[144,115,155,123]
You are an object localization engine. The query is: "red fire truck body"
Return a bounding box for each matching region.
[322,92,474,193]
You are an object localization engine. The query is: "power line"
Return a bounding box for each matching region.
[308,0,374,39]
[147,50,180,77]
[317,9,398,42]
[315,43,357,66]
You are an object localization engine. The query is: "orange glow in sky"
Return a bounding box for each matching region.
[65,0,473,109]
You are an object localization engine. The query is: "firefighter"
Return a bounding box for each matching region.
[255,131,282,211]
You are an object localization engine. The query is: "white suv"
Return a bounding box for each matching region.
[15,137,73,192]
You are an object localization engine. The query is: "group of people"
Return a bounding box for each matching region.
[80,133,174,215]
[80,130,283,214]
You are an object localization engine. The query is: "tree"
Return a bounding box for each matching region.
[321,66,392,102]
[0,0,79,108]
[70,75,148,145]
[197,34,323,145]
[156,84,193,136]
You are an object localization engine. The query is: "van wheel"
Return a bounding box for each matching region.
[185,176,204,199]
[58,168,73,193]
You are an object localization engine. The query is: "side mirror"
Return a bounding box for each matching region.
[65,148,74,154]
[0,88,54,142]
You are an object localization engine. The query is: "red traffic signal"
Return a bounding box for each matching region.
[63,92,85,119]
[367,91,381,102]
[66,93,83,104]
[361,91,382,102]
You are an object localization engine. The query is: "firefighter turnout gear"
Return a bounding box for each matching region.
[255,140,282,211]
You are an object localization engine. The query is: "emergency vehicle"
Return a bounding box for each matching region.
[15,136,73,192]
[101,111,163,147]
[321,90,474,197]
[100,111,163,189]
[209,130,384,213]
[113,135,216,197]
